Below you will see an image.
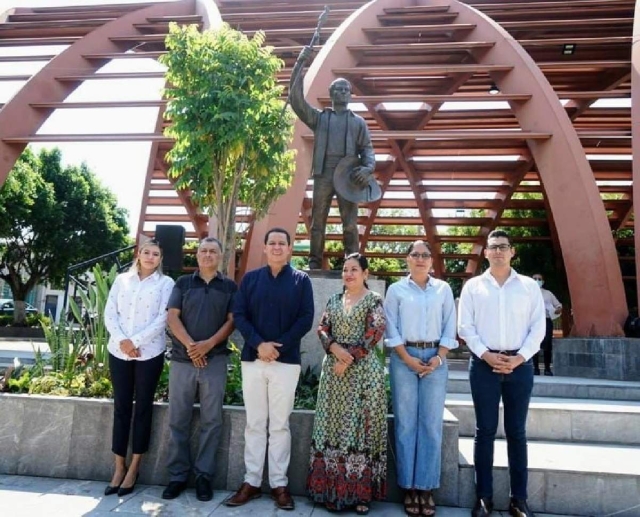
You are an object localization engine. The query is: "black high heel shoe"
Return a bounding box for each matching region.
[104,470,127,496]
[117,473,139,497]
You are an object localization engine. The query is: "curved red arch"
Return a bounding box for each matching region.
[0,0,193,186]
[244,0,626,336]
[632,0,640,310]
[444,0,626,335]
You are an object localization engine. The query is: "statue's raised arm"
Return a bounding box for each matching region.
[289,46,320,130]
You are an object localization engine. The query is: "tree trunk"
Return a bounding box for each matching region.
[13,299,27,326]
[220,196,237,278]
[208,206,237,278]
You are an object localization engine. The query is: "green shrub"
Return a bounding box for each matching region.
[0,315,12,327]
[294,367,319,410]
[155,360,170,402]
[224,343,244,406]
[6,369,31,393]
[26,314,51,328]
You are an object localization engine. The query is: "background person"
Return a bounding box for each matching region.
[103,239,174,497]
[307,253,387,515]
[226,227,314,511]
[531,273,562,376]
[161,237,237,502]
[384,240,457,517]
[458,230,545,517]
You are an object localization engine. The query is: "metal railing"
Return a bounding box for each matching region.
[62,244,135,317]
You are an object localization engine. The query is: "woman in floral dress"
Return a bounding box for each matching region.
[307,253,387,515]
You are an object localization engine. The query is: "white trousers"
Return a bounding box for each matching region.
[241,360,301,488]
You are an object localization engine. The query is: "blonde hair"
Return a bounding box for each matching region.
[131,239,163,275]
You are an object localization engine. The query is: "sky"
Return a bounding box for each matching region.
[0,0,632,237]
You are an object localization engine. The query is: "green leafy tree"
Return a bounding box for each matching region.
[0,148,129,325]
[161,23,296,271]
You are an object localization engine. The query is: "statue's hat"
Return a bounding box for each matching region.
[332,155,382,204]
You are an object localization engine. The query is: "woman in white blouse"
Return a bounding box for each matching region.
[103,239,175,497]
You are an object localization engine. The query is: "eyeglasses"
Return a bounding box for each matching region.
[409,252,432,259]
[486,244,511,252]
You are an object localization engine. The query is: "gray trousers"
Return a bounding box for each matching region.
[310,174,359,269]
[166,355,228,482]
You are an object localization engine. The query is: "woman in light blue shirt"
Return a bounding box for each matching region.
[384,240,457,516]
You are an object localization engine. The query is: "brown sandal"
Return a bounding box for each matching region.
[419,490,436,516]
[404,490,420,516]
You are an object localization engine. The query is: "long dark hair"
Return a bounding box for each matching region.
[343,252,370,290]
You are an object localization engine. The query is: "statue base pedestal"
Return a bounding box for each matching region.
[302,271,386,373]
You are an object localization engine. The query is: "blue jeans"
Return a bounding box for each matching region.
[469,355,534,500]
[390,347,448,490]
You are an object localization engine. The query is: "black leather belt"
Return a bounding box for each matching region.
[487,349,520,356]
[406,340,440,349]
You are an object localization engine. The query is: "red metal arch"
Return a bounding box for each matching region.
[443,0,626,335]
[0,0,193,186]
[245,0,626,336]
[633,0,640,309]
[135,0,223,241]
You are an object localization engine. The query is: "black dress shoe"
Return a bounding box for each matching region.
[162,480,187,500]
[472,497,494,517]
[509,498,535,517]
[544,370,554,376]
[105,470,127,496]
[104,484,120,496]
[195,475,213,502]
[117,473,139,497]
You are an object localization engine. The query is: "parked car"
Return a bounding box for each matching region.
[0,299,39,316]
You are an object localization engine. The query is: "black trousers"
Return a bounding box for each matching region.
[109,352,165,457]
[534,318,554,371]
[469,355,534,500]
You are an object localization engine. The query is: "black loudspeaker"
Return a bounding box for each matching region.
[155,225,185,272]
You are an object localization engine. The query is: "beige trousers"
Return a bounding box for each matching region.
[241,360,301,488]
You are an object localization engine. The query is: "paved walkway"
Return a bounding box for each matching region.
[0,475,576,516]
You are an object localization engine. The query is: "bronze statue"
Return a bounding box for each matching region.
[289,46,377,270]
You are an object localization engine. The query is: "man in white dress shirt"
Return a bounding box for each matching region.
[458,230,545,517]
[531,273,562,376]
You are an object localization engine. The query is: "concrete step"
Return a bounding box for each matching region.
[446,394,640,445]
[447,370,640,401]
[458,437,640,516]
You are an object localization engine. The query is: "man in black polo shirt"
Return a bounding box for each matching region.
[225,227,314,511]
[162,237,237,502]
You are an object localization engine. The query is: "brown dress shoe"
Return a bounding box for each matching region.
[224,482,262,506]
[271,486,295,510]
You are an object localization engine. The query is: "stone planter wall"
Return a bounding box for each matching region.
[0,394,461,505]
[553,338,640,381]
[0,327,44,339]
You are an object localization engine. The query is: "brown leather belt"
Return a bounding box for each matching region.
[406,340,440,349]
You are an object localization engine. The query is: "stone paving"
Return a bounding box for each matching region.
[0,475,578,517]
